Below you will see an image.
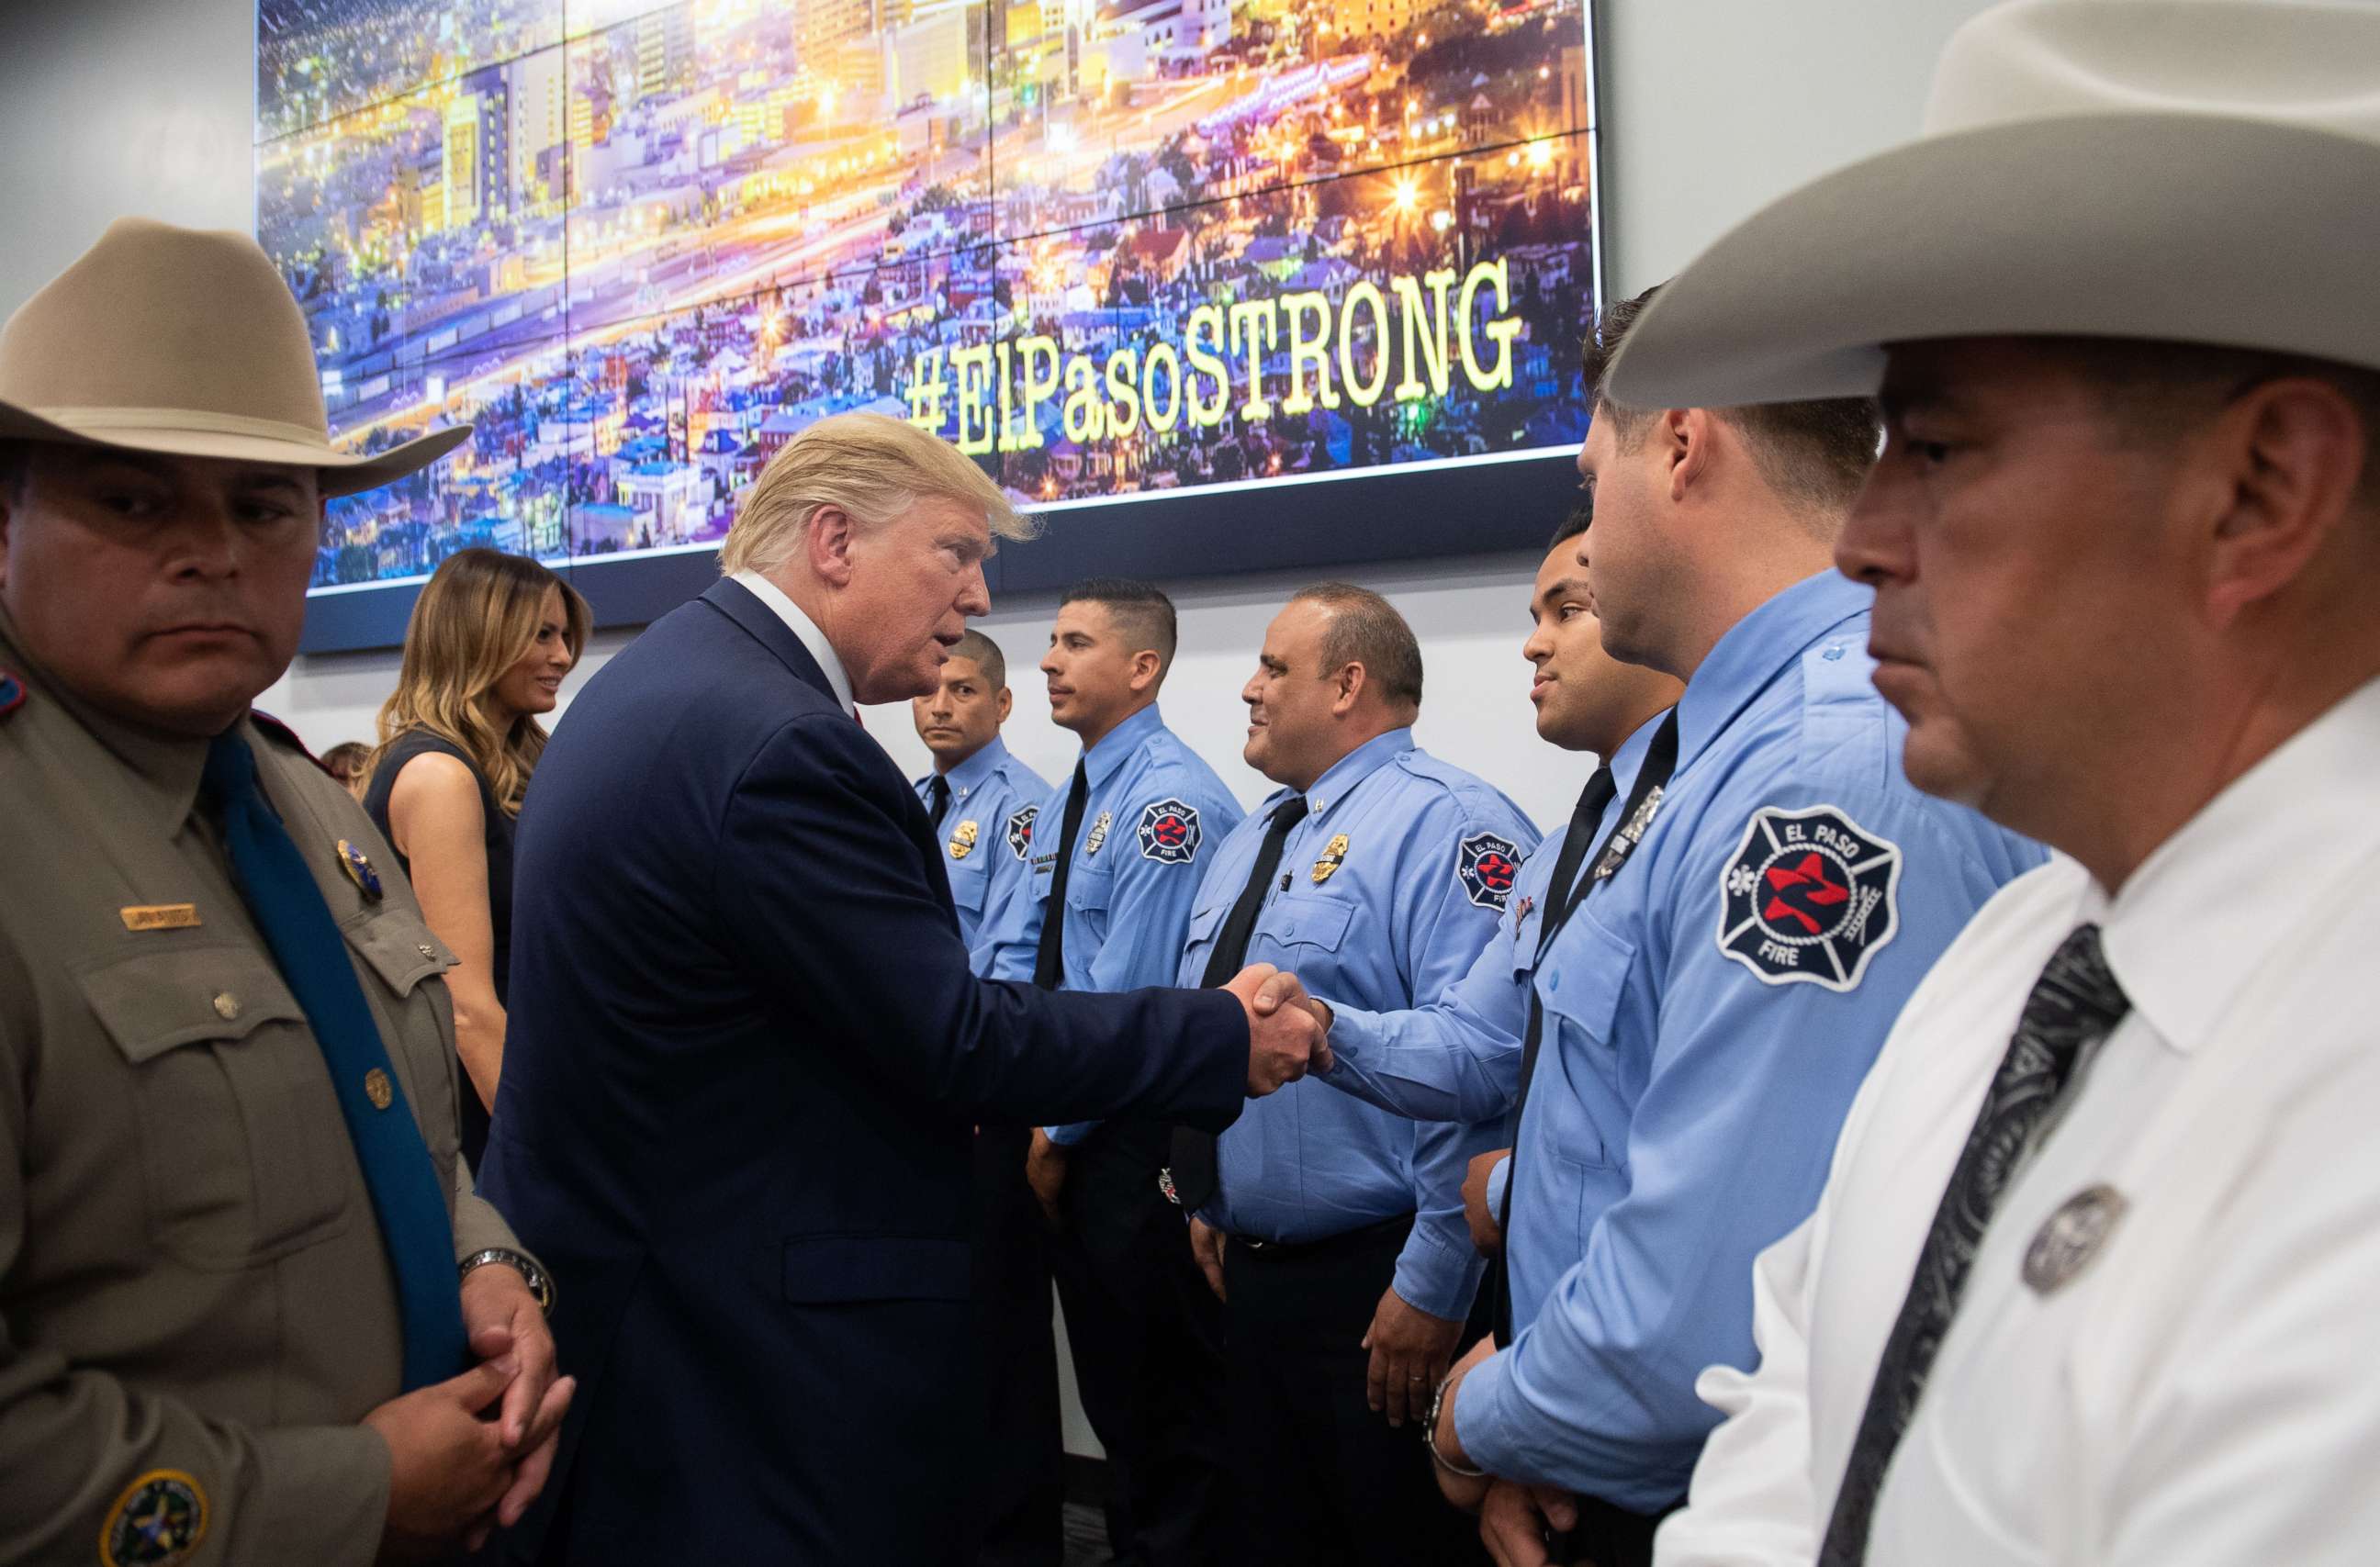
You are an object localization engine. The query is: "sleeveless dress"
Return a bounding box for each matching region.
[363,729,515,1170]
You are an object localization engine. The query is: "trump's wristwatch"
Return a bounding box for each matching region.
[460,1248,556,1315]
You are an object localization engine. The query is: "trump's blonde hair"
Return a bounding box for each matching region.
[369,548,590,815]
[721,412,1032,576]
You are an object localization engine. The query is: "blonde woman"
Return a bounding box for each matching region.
[364,548,590,1168]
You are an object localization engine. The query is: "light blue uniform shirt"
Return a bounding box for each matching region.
[980,702,1245,1143]
[1320,571,2048,1510]
[1177,729,1539,1320]
[912,736,1050,956]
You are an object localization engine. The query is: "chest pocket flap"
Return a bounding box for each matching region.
[945,850,991,912]
[1063,856,1116,914]
[1267,897,1354,954]
[342,909,457,997]
[78,944,307,1064]
[1536,909,1634,1054]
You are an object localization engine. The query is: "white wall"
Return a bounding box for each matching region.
[0,0,2001,1464]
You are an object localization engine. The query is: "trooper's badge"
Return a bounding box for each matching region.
[335,839,385,901]
[948,820,980,860]
[1456,833,1523,910]
[102,1470,207,1567]
[2023,1184,2128,1293]
[1137,799,1202,864]
[1310,833,1350,884]
[1005,804,1038,861]
[1085,811,1113,856]
[1716,805,1900,991]
[0,670,23,722]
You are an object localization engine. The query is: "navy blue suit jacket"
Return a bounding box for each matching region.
[480,580,1247,1561]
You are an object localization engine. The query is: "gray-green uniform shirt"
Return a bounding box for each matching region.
[0,622,533,1564]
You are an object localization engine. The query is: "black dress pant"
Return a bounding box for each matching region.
[1220,1214,1489,1567]
[1046,1120,1230,1567]
[971,1125,1065,1566]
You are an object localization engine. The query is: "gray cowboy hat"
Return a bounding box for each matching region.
[1605,0,2380,409]
[0,217,470,497]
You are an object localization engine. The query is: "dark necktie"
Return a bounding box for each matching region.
[1492,709,1679,1343]
[1816,923,2131,1565]
[1031,761,1092,991]
[202,731,467,1391]
[926,774,952,831]
[1167,795,1312,1211]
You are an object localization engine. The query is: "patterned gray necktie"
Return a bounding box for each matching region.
[1817,923,2131,1566]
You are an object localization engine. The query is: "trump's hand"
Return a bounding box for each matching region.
[1224,963,1326,1093]
[1026,1128,1070,1229]
[1188,1215,1229,1302]
[1477,1479,1577,1567]
[1463,1149,1510,1257]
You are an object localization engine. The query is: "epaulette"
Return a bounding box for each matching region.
[0,670,24,723]
[250,709,334,777]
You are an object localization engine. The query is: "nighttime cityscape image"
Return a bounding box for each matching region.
[257,0,1600,592]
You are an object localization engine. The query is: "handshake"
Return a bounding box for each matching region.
[1224,964,1334,1094]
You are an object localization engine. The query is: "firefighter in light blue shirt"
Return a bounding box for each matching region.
[909,629,1050,953]
[978,579,1244,1566]
[1283,297,2049,1567]
[906,627,1062,1560]
[1166,584,1536,1567]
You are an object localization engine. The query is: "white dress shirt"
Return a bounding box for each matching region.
[732,568,855,716]
[1656,672,2380,1567]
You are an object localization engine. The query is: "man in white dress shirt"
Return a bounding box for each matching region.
[1594,3,2380,1565]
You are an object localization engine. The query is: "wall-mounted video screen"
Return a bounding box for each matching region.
[259,0,1603,652]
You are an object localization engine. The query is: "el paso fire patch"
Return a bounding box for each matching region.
[1715,805,1902,991]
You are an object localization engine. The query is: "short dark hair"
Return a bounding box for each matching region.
[949,628,1006,688]
[1060,577,1178,668]
[1291,581,1424,712]
[1582,285,1881,514]
[1548,501,1592,552]
[2055,339,2380,501]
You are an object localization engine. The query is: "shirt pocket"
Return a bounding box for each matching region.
[1063,856,1116,949]
[1266,896,1354,957]
[77,943,355,1270]
[945,850,992,916]
[342,907,463,1165]
[1179,899,1229,979]
[1535,911,1635,1178]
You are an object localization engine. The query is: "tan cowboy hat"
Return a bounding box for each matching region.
[1605,0,2380,410]
[0,217,470,498]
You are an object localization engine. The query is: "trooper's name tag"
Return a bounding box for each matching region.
[120,904,201,932]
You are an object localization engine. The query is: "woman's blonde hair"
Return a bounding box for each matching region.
[721,411,1035,576]
[369,549,591,815]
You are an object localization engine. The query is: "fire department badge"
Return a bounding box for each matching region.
[948,820,980,860]
[1005,804,1038,861]
[1715,805,1901,991]
[1136,799,1202,864]
[1455,833,1523,911]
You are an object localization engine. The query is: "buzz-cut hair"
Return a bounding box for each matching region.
[1289,581,1423,712]
[1581,285,1881,516]
[1060,577,1178,669]
[949,628,1007,689]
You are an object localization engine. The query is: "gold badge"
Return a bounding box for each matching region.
[1310,833,1351,884]
[1085,811,1113,856]
[364,1068,395,1111]
[119,903,201,933]
[101,1468,208,1567]
[949,819,980,860]
[2022,1183,2128,1294]
[335,839,384,901]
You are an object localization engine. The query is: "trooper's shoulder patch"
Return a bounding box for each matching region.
[0,670,24,723]
[1005,804,1038,861]
[101,1470,208,1567]
[1455,832,1524,910]
[1715,804,1902,991]
[1136,798,1203,864]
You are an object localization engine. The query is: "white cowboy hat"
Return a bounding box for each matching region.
[0,217,469,498]
[1605,0,2380,409]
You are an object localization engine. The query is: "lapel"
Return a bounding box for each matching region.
[701,578,839,709]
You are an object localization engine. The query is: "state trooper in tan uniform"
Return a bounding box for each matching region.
[0,220,572,1564]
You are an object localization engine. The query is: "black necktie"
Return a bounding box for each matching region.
[1167,795,1312,1211]
[926,775,951,831]
[1031,762,1092,991]
[1492,710,1679,1343]
[1816,923,2131,1565]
